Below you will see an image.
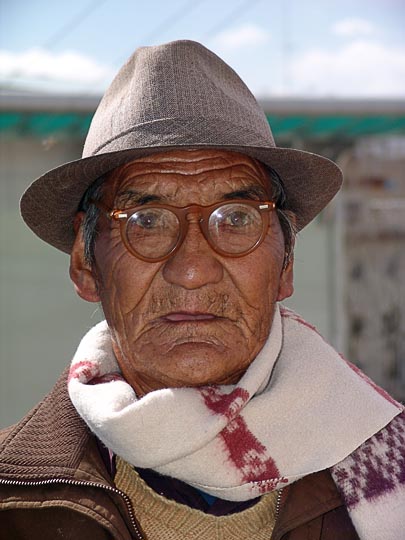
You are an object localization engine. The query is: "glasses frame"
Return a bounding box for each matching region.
[91,199,276,262]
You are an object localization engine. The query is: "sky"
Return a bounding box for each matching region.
[1,0,405,98]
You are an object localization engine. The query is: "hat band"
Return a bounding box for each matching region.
[86,117,276,157]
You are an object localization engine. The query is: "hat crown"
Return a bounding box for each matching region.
[83,40,275,157]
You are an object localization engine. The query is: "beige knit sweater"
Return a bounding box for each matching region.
[115,457,278,540]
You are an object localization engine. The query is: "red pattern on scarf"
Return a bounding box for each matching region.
[68,360,100,383]
[200,387,286,492]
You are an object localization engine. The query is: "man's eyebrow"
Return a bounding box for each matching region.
[222,186,269,201]
[115,190,163,207]
[115,185,269,207]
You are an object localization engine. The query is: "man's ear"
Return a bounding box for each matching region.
[277,253,294,301]
[69,212,100,303]
[277,211,296,302]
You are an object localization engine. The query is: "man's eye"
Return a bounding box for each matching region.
[225,211,251,227]
[134,212,160,229]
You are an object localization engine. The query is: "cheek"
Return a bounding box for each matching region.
[224,236,285,331]
[232,237,284,299]
[94,231,158,322]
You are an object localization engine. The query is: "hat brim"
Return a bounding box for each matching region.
[20,144,342,254]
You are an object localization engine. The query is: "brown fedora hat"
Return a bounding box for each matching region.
[20,39,342,254]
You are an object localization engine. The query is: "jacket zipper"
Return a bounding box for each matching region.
[0,477,145,540]
[2,477,285,538]
[275,488,284,520]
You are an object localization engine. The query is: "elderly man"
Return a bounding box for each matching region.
[0,40,404,540]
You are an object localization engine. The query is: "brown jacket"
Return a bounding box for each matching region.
[0,370,359,540]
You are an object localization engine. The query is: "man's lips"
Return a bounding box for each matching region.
[162,312,218,322]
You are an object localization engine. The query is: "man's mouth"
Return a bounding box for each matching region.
[162,312,218,322]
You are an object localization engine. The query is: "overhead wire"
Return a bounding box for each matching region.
[35,0,266,93]
[43,0,109,49]
[202,0,265,39]
[107,0,264,89]
[113,0,206,65]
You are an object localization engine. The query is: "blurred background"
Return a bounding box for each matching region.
[1,0,404,427]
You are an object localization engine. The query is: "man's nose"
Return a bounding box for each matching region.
[162,222,224,289]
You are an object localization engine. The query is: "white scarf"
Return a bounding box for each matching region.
[68,305,404,539]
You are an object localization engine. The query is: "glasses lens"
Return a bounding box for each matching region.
[126,208,180,259]
[208,203,263,254]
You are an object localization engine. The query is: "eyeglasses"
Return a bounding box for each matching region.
[92,199,276,262]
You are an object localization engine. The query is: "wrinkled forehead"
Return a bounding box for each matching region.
[101,149,272,204]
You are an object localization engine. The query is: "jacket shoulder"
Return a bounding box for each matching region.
[0,425,15,446]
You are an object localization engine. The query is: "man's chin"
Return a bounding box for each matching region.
[136,341,247,389]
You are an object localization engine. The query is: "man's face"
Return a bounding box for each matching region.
[71,150,294,396]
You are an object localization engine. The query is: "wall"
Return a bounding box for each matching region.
[0,136,103,427]
[339,137,405,401]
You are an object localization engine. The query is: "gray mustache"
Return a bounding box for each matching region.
[148,291,238,317]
